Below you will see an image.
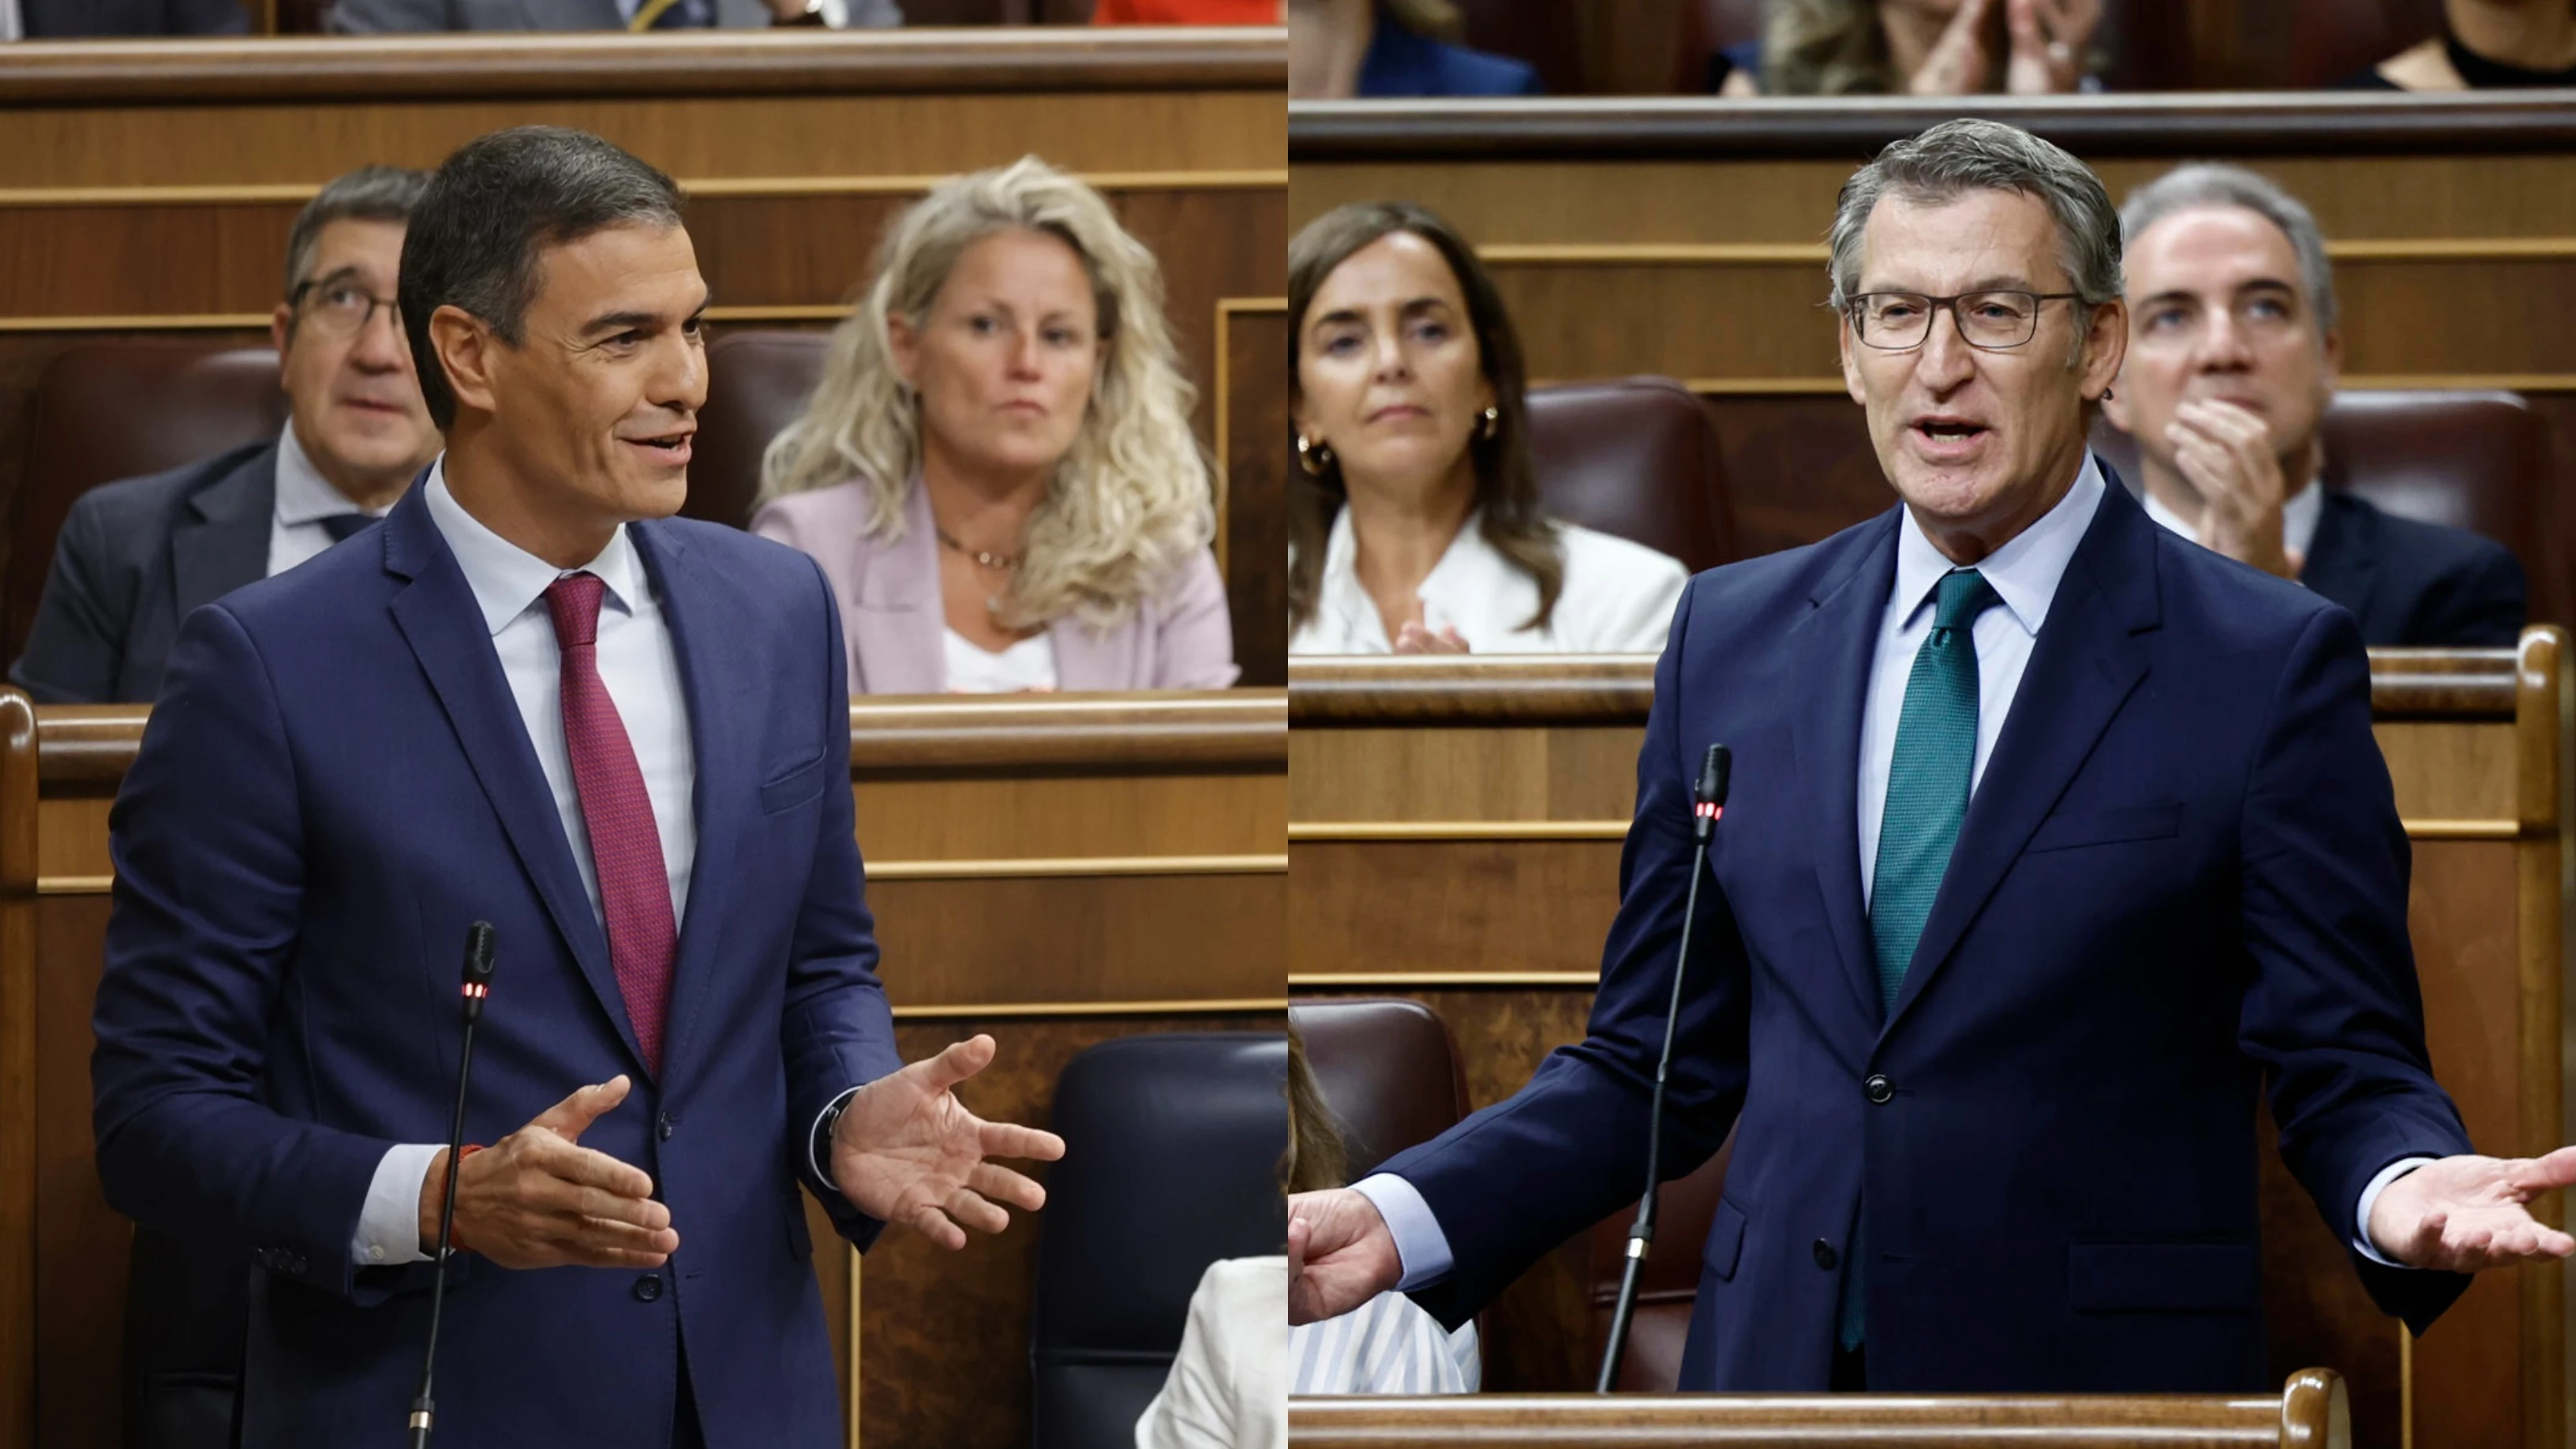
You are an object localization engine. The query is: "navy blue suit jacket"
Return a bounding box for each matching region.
[1357,13,1542,96]
[2302,490,2527,647]
[1381,474,2473,1391]
[22,0,248,32]
[91,481,902,1444]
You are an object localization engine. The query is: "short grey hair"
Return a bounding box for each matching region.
[1827,118,2124,315]
[2119,163,2338,335]
[283,165,431,298]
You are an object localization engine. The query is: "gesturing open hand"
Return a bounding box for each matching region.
[2368,1148,2576,1271]
[827,1034,1066,1249]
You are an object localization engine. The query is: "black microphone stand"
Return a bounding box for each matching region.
[410,922,497,1447]
[1595,744,1730,1394]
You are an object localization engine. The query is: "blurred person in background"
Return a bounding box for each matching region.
[1289,0,1541,97]
[7,0,247,35]
[754,157,1235,694]
[328,0,899,31]
[1714,0,2099,95]
[2352,0,2576,88]
[2103,163,2525,646]
[1137,1029,1473,1449]
[15,166,440,708]
[1093,0,1278,21]
[1288,201,1687,655]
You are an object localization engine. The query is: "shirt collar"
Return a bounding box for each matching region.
[271,421,380,527]
[2140,474,2323,560]
[1893,450,2106,638]
[421,455,645,638]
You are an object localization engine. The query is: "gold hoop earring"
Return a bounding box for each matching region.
[1477,406,1500,440]
[1296,433,1334,477]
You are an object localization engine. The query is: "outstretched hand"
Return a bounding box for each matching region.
[828,1034,1066,1249]
[1288,1187,1402,1324]
[2368,1148,2576,1271]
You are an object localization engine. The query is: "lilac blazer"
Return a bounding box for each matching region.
[747,477,1239,695]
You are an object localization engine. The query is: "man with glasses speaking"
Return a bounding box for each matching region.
[1289,118,2576,1392]
[13,166,443,707]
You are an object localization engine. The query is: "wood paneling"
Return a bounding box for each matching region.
[1284,641,2574,1449]
[1221,302,1288,688]
[0,691,1286,1449]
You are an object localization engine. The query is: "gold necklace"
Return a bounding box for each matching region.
[934,523,1023,573]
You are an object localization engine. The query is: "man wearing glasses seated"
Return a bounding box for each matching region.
[13,166,442,708]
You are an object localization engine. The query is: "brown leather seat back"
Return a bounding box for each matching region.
[1582,1125,1733,1391]
[12,341,286,660]
[1528,376,1731,572]
[1290,998,1470,1181]
[690,330,833,530]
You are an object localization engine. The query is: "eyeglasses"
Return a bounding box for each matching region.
[289,277,399,340]
[1846,290,2083,351]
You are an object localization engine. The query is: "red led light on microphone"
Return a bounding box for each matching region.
[461,982,488,1000]
[1694,803,1722,821]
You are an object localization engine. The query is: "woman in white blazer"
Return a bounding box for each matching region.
[1286,201,1687,656]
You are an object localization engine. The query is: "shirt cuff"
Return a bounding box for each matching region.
[2355,1157,2439,1267]
[810,1085,862,1188]
[1351,1172,1454,1292]
[352,1142,446,1267]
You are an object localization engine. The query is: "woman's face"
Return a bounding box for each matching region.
[1294,230,1495,503]
[892,227,1105,485]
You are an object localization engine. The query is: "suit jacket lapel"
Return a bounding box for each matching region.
[170,443,279,619]
[1788,511,1901,1029]
[2298,492,2378,632]
[846,485,945,695]
[380,485,645,1073]
[1883,475,2159,1035]
[627,520,747,1086]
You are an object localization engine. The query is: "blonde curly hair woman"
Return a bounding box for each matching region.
[753,156,1235,694]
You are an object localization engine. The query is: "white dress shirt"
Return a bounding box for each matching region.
[1355,454,2418,1291]
[1290,1283,1479,1395]
[1135,1257,1287,1449]
[349,457,698,1267]
[0,0,21,42]
[268,422,394,578]
[2140,476,2323,564]
[942,627,1060,694]
[1290,507,1688,656]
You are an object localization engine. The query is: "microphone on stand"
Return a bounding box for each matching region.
[1595,743,1730,1394]
[409,921,497,1447]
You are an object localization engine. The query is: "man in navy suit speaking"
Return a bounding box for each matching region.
[91,126,1062,1445]
[1287,119,2576,1391]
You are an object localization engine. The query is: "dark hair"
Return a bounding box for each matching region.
[283,165,431,298]
[1286,201,1563,635]
[399,126,686,429]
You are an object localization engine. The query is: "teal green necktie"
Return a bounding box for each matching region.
[1839,567,2001,1355]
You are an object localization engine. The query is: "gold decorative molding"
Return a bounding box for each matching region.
[1290,822,1629,841]
[36,876,110,895]
[2401,818,2521,839]
[891,997,1286,1020]
[1213,296,1287,580]
[865,853,1284,880]
[0,170,1288,210]
[1290,972,1599,988]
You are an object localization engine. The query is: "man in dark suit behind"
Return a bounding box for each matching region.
[12,166,443,707]
[2102,162,2526,646]
[15,0,247,35]
[1288,119,2576,1392]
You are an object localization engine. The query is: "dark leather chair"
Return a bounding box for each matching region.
[1528,376,1731,572]
[11,342,286,662]
[1581,1128,1734,1391]
[689,330,832,530]
[1030,1032,1286,1449]
[1290,998,1470,1178]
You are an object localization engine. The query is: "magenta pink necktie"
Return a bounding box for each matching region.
[544,572,677,1076]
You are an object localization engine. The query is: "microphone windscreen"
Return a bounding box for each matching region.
[462,921,497,985]
[1697,743,1732,808]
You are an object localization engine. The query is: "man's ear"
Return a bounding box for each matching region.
[429,305,499,419]
[2320,324,2344,395]
[270,303,294,382]
[2078,298,2127,403]
[1837,314,1866,406]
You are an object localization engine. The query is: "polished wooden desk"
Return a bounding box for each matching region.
[0,30,1287,682]
[1286,94,2576,619]
[0,687,1286,1449]
[1290,1365,2349,1447]
[1288,635,2572,1449]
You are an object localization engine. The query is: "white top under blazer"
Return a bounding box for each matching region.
[1290,507,1689,656]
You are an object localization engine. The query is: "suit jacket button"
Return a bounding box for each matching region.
[1813,1238,1838,1270]
[658,1112,676,1141]
[1863,1073,1894,1104]
[634,1273,664,1303]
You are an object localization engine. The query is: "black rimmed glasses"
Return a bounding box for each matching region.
[289,275,399,340]
[1846,290,2082,351]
